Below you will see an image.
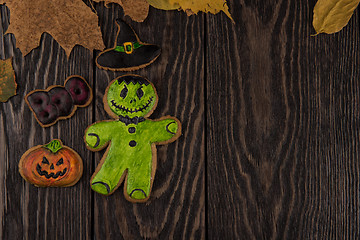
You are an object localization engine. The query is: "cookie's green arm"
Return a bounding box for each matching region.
[85,121,117,150]
[149,117,181,143]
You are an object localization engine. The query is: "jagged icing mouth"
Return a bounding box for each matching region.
[110,97,154,114]
[36,164,67,179]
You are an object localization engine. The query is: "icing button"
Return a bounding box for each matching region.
[129,140,137,147]
[128,127,136,133]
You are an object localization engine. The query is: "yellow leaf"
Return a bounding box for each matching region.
[147,0,179,10]
[147,0,234,22]
[313,0,360,34]
[0,58,17,102]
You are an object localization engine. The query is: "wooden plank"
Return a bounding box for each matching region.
[92,2,205,239]
[0,4,93,239]
[206,0,360,239]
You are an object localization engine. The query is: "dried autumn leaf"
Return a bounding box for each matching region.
[313,0,360,34]
[94,0,150,22]
[147,0,234,22]
[146,0,179,10]
[0,0,105,56]
[0,58,17,102]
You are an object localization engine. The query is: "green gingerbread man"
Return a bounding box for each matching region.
[84,75,181,202]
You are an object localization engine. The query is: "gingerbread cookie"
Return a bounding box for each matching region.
[84,75,181,202]
[25,75,92,127]
[96,19,161,71]
[19,139,83,187]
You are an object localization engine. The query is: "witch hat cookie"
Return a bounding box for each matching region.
[96,19,161,71]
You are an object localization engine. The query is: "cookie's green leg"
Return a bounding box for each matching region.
[126,163,153,200]
[91,153,127,195]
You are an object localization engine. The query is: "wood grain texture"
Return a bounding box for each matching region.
[206,0,360,239]
[92,2,205,239]
[0,0,359,239]
[0,4,93,239]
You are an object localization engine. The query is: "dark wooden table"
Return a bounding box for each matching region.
[0,1,359,239]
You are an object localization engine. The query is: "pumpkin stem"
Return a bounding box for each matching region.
[43,139,63,153]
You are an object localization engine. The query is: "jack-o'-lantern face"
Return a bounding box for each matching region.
[19,140,83,187]
[36,155,68,179]
[106,75,158,118]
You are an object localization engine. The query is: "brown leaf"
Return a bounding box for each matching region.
[147,0,234,22]
[0,58,17,102]
[94,0,150,22]
[313,0,360,34]
[0,0,105,56]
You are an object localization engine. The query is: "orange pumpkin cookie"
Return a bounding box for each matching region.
[19,139,83,187]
